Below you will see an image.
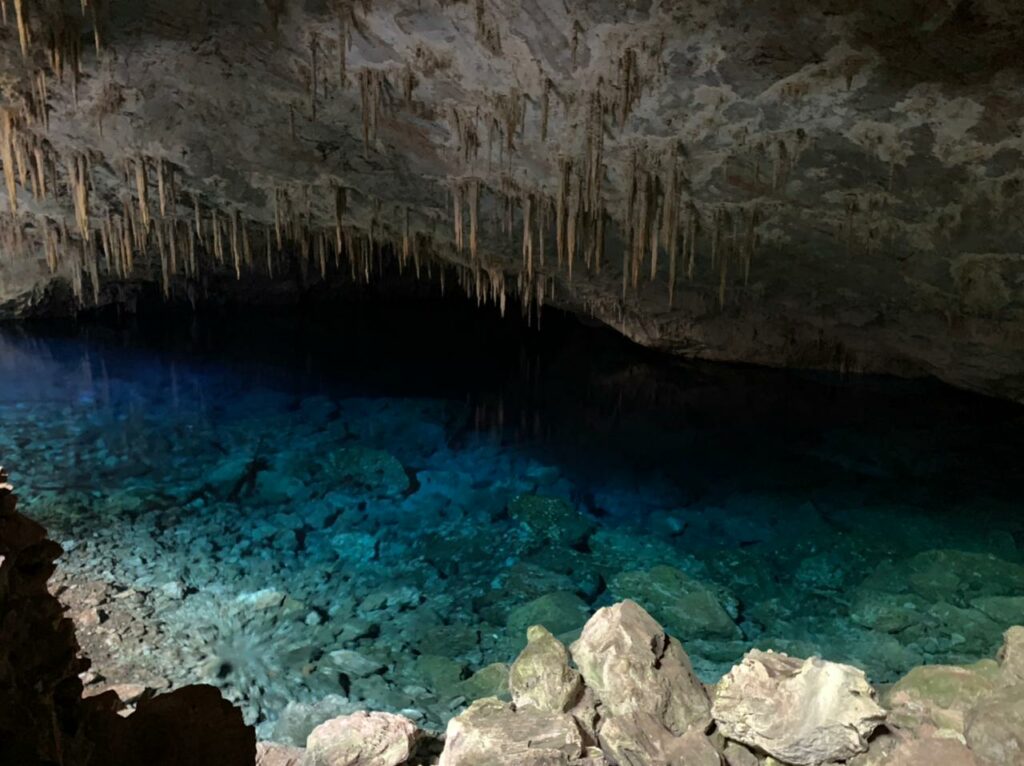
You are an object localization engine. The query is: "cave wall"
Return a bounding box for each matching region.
[0,0,1021,399]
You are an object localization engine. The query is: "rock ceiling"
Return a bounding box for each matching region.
[0,0,1021,400]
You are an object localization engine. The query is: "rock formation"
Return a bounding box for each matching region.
[0,2,1020,401]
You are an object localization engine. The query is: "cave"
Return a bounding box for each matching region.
[1,2,1024,765]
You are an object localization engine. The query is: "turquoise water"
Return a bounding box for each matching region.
[3,296,1023,739]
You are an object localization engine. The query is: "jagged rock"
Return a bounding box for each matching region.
[256,741,305,766]
[998,625,1024,683]
[508,494,593,546]
[609,565,740,640]
[509,625,583,713]
[971,596,1024,624]
[305,711,420,766]
[884,660,1004,735]
[964,684,1024,765]
[507,591,591,639]
[438,697,586,765]
[326,447,410,498]
[712,649,885,765]
[598,712,721,766]
[570,600,712,736]
[721,739,761,766]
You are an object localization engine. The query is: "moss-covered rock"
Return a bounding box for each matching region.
[610,565,740,640]
[325,446,410,497]
[505,591,590,640]
[884,660,1005,734]
[508,626,582,713]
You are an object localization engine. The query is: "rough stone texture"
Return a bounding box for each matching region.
[964,684,1024,766]
[0,3,1022,402]
[509,625,584,713]
[256,741,307,766]
[570,600,712,736]
[884,660,1005,735]
[712,649,886,766]
[597,713,720,766]
[438,697,586,766]
[305,711,420,766]
[998,625,1024,683]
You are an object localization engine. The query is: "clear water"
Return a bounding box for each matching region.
[3,295,1024,739]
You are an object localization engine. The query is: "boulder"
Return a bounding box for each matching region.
[997,625,1024,683]
[964,683,1024,766]
[712,649,885,765]
[326,447,410,497]
[598,713,721,766]
[438,697,586,765]
[507,591,591,639]
[305,711,420,766]
[569,600,711,736]
[508,495,593,546]
[455,663,510,702]
[609,565,740,640]
[271,696,362,747]
[509,625,583,713]
[884,660,1004,735]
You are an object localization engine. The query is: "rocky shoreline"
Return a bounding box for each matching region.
[4,470,1023,765]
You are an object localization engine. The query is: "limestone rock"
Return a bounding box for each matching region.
[998,625,1024,683]
[884,660,1004,735]
[964,683,1024,766]
[570,600,712,736]
[598,713,721,766]
[712,649,885,765]
[305,711,420,766]
[508,495,593,546]
[848,731,980,766]
[256,741,305,766]
[438,697,585,766]
[609,565,740,640]
[509,625,583,713]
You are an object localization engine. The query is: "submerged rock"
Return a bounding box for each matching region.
[999,626,1024,683]
[454,663,510,702]
[305,711,420,766]
[508,494,593,546]
[570,600,711,736]
[712,649,885,765]
[506,591,591,640]
[609,565,740,640]
[438,697,586,765]
[509,625,583,713]
[326,447,410,498]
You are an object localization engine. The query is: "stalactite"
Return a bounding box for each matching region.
[468,178,479,263]
[230,210,240,279]
[521,193,533,280]
[134,157,150,231]
[452,180,463,252]
[685,204,698,280]
[157,158,167,218]
[2,112,18,214]
[556,158,569,267]
[71,154,90,240]
[13,0,27,57]
[156,220,169,297]
[334,185,346,252]
[337,5,348,88]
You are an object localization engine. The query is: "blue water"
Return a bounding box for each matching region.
[3,298,1023,739]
